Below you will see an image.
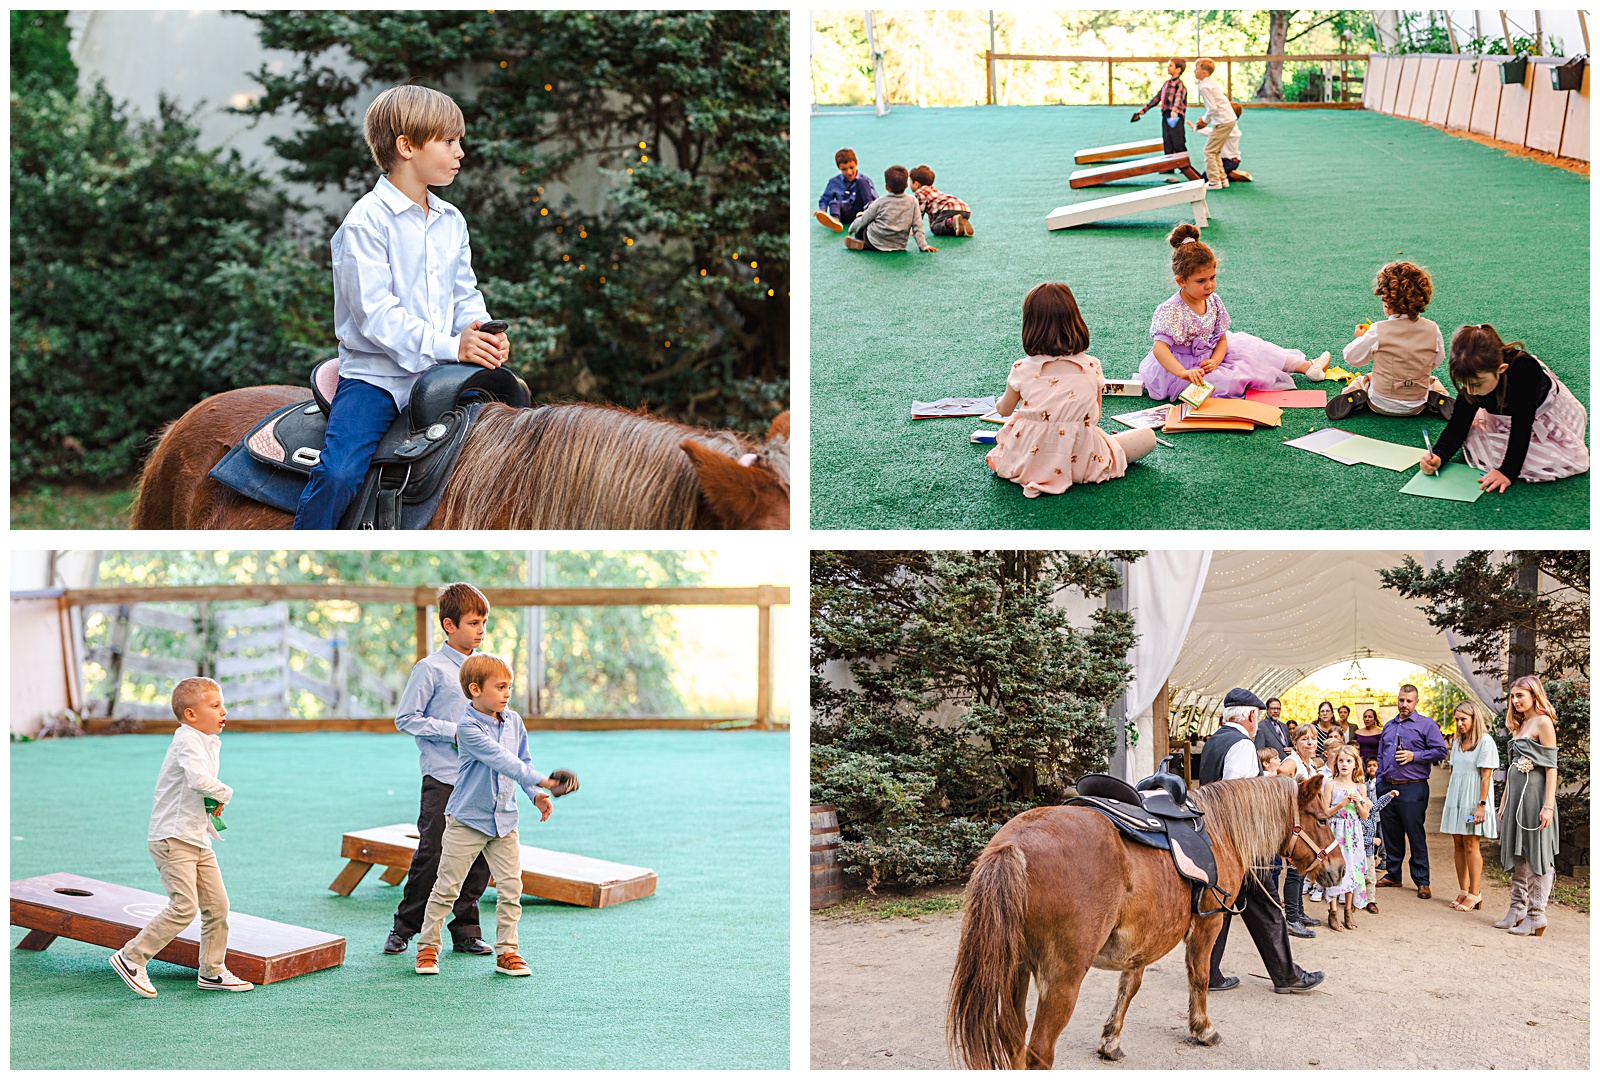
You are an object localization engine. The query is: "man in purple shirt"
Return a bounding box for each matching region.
[1374,684,1448,897]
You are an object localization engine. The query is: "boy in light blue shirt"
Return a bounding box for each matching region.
[386,583,494,957]
[293,83,511,530]
[415,653,573,977]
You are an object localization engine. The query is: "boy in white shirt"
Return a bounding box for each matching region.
[293,84,511,530]
[1191,58,1236,190]
[110,678,252,997]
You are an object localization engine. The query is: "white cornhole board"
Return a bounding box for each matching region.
[1074,138,1165,164]
[1046,179,1209,231]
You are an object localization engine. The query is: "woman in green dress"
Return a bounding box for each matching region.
[1438,702,1498,911]
[1495,676,1559,936]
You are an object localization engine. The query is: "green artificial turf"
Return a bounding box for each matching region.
[10,731,788,1069]
[810,106,1590,529]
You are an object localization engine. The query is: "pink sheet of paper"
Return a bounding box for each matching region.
[1244,388,1328,408]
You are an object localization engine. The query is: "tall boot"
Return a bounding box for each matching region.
[1494,858,1531,929]
[1510,865,1553,936]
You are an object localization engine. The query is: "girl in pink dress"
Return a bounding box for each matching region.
[987,282,1156,498]
[1138,224,1330,401]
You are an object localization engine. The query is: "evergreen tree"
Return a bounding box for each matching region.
[811,550,1141,888]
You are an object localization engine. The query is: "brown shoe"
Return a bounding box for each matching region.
[843,235,866,251]
[1375,877,1401,888]
[1417,885,1432,900]
[415,945,439,975]
[495,952,532,977]
[814,209,844,232]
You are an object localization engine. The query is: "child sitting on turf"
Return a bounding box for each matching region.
[293,84,510,530]
[845,165,936,254]
[815,147,878,232]
[415,654,570,978]
[1131,57,1190,159]
[1418,323,1590,492]
[386,582,495,957]
[1327,261,1452,421]
[986,281,1156,498]
[908,165,973,237]
[110,677,252,997]
[1221,101,1251,182]
[1138,224,1330,401]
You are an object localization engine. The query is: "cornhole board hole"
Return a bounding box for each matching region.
[11,872,345,984]
[1047,179,1210,231]
[1074,137,1165,164]
[330,824,657,908]
[1069,153,1199,189]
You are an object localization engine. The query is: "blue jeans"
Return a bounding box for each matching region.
[292,376,399,530]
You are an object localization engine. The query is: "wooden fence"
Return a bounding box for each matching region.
[52,583,788,734]
[983,51,1365,107]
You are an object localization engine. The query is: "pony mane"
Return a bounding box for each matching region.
[431,402,753,529]
[1191,774,1306,877]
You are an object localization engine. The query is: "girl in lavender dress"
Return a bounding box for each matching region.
[1138,224,1331,401]
[1323,744,1372,930]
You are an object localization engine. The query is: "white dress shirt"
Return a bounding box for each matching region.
[1222,114,1241,158]
[1195,76,1234,129]
[331,175,492,408]
[1219,721,1264,780]
[147,724,233,848]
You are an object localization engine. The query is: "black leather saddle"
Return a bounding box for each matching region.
[1069,771,1235,916]
[208,360,531,529]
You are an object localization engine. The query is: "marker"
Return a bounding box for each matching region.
[1421,427,1432,455]
[1154,436,1175,448]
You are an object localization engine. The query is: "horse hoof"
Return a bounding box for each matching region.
[1098,1046,1125,1062]
[1187,1031,1222,1047]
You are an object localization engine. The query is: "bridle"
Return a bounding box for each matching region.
[1286,778,1341,869]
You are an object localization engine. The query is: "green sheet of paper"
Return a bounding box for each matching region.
[1400,462,1486,502]
[1320,433,1427,471]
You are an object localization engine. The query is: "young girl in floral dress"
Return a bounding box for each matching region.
[1324,744,1372,930]
[1138,223,1330,401]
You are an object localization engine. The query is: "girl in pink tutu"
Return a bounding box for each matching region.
[987,282,1156,498]
[1419,323,1589,492]
[1137,224,1330,401]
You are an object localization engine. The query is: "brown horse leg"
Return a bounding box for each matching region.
[1183,915,1223,1046]
[1023,965,1089,1070]
[1097,967,1144,1061]
[1006,964,1032,1068]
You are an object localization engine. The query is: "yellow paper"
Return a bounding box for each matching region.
[1320,433,1427,471]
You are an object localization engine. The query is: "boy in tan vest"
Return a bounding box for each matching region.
[1327,261,1453,420]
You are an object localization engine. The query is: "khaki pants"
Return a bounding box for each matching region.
[419,816,522,954]
[1204,119,1237,183]
[122,837,230,976]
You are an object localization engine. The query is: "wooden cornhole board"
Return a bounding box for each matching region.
[330,824,657,908]
[1074,137,1164,164]
[11,872,345,984]
[1046,178,1210,231]
[1069,152,1199,189]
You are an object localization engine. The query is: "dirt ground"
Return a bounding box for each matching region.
[811,787,1589,1070]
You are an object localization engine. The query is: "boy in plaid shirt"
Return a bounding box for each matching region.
[908,166,973,238]
[1131,57,1190,159]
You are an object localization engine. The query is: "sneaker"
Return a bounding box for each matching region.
[110,950,157,998]
[197,968,254,992]
[495,952,532,977]
[383,931,410,954]
[814,209,843,232]
[1205,180,1226,190]
[843,235,865,251]
[415,944,440,975]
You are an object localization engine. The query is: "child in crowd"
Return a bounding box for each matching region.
[1257,746,1281,772]
[1220,101,1251,182]
[1131,57,1190,159]
[816,147,878,232]
[1327,261,1452,421]
[845,165,936,253]
[294,84,510,530]
[415,654,572,978]
[1419,323,1590,492]
[907,165,973,237]
[386,583,495,957]
[987,282,1156,497]
[1190,58,1235,190]
[1138,225,1330,401]
[110,678,252,997]
[1322,745,1372,930]
[1362,765,1400,914]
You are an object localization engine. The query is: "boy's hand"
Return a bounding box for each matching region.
[921,245,938,253]
[533,791,553,821]
[209,800,226,817]
[458,321,507,369]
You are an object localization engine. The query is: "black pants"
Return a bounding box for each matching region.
[392,775,492,941]
[1160,110,1188,157]
[1209,873,1304,988]
[1380,779,1431,886]
[929,208,970,236]
[1268,858,1307,923]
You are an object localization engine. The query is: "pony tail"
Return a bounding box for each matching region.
[1167,224,1214,280]
[948,843,1029,1070]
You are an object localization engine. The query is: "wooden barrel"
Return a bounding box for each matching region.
[810,804,843,909]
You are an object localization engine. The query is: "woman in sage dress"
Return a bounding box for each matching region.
[1438,702,1498,912]
[1496,676,1559,936]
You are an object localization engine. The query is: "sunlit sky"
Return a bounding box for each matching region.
[1297,658,1434,691]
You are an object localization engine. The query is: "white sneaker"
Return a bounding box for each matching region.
[110,950,157,998]
[197,967,255,992]
[1205,180,1226,190]
[1305,351,1331,381]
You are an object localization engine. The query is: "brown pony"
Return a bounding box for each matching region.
[947,774,1342,1069]
[130,386,789,530]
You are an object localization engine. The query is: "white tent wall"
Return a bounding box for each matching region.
[9,551,101,736]
[1111,551,1212,782]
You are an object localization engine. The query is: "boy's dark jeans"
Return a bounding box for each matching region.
[392,774,492,941]
[1160,109,1188,157]
[929,208,971,236]
[292,376,399,530]
[826,196,865,228]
